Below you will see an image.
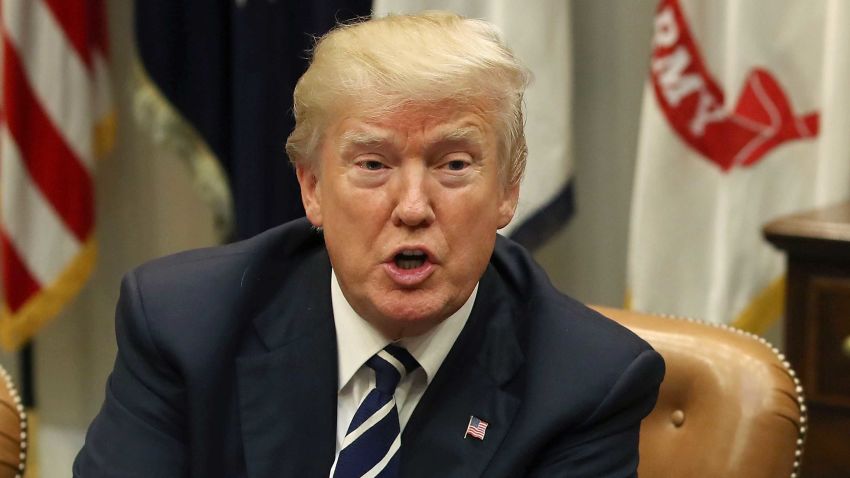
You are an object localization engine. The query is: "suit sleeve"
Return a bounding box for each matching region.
[73,270,188,477]
[526,348,665,478]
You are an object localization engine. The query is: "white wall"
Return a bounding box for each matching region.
[5,1,659,475]
[535,0,656,305]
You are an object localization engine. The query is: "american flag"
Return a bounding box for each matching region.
[0,0,112,350]
[465,415,488,440]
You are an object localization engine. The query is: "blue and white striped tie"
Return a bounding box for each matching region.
[333,344,419,478]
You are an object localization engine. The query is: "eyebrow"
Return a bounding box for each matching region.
[339,130,391,149]
[337,124,486,153]
[439,126,485,144]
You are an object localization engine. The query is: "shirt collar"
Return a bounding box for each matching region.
[332,269,476,393]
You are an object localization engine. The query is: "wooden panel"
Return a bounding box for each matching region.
[763,201,850,477]
[763,202,850,242]
[809,277,850,402]
[764,202,850,261]
[801,405,850,478]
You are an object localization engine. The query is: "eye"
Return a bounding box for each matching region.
[357,159,386,171]
[446,159,469,171]
[440,153,473,172]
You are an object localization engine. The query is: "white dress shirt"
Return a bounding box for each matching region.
[329,269,476,473]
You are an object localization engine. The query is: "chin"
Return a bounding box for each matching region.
[379,304,442,324]
[373,295,451,327]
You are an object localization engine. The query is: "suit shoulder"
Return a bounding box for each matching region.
[130,218,322,300]
[119,218,323,357]
[521,298,664,432]
[492,234,651,358]
[537,297,651,359]
[528,295,659,396]
[491,234,660,394]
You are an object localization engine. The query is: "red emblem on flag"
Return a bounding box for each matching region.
[650,0,820,171]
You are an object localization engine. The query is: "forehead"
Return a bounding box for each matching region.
[329,102,497,149]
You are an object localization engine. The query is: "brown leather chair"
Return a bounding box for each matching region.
[0,365,26,478]
[594,306,805,478]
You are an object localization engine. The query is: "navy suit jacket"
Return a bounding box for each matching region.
[74,218,664,477]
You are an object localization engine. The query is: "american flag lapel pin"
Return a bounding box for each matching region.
[464,415,489,440]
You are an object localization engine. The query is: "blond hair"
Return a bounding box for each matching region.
[285,11,531,186]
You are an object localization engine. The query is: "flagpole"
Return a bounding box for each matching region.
[20,342,34,407]
[20,341,38,477]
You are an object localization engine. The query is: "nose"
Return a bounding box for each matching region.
[391,166,435,228]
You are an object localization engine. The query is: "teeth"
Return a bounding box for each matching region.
[397,259,423,270]
[395,249,428,270]
[400,249,425,257]
[394,249,427,270]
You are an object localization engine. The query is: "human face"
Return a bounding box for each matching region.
[296,103,519,339]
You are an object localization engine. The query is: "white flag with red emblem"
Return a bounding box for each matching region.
[628,0,850,329]
[0,0,113,350]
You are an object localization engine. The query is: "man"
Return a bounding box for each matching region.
[75,11,664,477]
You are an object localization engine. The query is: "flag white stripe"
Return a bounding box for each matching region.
[2,0,95,170]
[361,434,400,478]
[377,350,405,376]
[93,53,111,121]
[339,400,395,450]
[0,126,81,284]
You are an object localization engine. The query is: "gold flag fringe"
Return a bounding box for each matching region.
[94,111,117,161]
[131,57,234,241]
[731,276,785,335]
[0,239,96,351]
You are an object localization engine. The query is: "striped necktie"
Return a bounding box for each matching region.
[333,344,420,478]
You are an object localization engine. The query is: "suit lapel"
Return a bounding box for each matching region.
[237,247,339,478]
[401,265,525,478]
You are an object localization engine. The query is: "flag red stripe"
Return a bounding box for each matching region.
[0,233,41,313]
[2,35,94,241]
[88,0,109,56]
[41,0,94,68]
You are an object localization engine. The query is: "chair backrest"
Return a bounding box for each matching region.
[0,366,26,478]
[593,306,805,478]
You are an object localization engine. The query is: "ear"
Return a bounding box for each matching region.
[497,182,520,229]
[296,164,323,227]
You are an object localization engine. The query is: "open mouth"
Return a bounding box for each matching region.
[394,249,427,270]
